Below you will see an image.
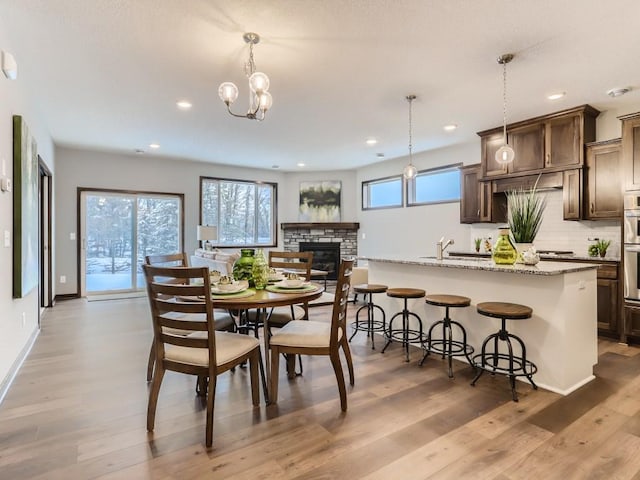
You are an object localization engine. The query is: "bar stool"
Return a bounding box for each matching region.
[470,302,538,402]
[381,288,426,362]
[348,284,388,349]
[419,294,474,378]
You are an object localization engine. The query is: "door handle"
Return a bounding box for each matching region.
[546,153,551,166]
[590,203,594,214]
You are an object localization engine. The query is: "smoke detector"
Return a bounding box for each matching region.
[607,87,631,97]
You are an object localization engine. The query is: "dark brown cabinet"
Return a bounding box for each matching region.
[509,123,545,173]
[481,132,508,178]
[585,139,622,219]
[620,112,640,192]
[545,113,583,168]
[460,164,481,223]
[478,105,598,180]
[596,264,619,336]
[562,169,582,220]
[459,164,506,224]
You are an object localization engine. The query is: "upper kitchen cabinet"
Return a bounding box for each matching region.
[585,139,622,220]
[460,164,481,223]
[478,105,599,179]
[459,164,506,223]
[481,132,508,177]
[620,112,640,192]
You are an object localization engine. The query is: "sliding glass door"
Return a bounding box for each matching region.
[80,190,182,296]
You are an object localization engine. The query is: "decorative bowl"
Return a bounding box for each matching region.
[283,278,304,288]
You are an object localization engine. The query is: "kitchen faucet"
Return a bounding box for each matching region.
[436,237,454,260]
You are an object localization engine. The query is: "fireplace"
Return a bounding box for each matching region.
[299,242,340,280]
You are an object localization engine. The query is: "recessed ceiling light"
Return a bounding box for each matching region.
[149,143,160,149]
[297,162,305,167]
[547,92,566,100]
[366,138,378,146]
[176,100,192,110]
[443,124,457,132]
[607,87,631,97]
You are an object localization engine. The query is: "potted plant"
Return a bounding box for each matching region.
[506,177,547,261]
[589,239,611,258]
[474,237,482,253]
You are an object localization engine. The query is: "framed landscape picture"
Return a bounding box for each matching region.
[13,115,39,298]
[299,180,341,222]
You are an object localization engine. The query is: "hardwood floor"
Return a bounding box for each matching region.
[1,297,640,479]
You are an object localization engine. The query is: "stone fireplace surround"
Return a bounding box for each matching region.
[281,223,360,272]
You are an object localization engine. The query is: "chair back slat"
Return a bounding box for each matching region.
[145,252,189,267]
[331,259,354,345]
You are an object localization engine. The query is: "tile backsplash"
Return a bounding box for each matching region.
[469,190,621,258]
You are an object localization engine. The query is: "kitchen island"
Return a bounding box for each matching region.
[360,255,599,395]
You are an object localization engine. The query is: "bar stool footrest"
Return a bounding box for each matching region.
[426,340,474,357]
[388,329,426,344]
[471,353,538,378]
[350,320,386,333]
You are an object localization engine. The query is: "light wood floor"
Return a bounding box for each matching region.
[2,297,640,479]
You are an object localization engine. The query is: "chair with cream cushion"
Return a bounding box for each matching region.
[142,264,261,448]
[269,258,355,411]
[267,250,314,325]
[144,253,236,381]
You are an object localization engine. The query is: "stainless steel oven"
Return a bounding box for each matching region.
[624,194,640,302]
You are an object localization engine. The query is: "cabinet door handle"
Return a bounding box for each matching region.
[590,202,594,214]
[477,209,480,216]
[546,153,551,166]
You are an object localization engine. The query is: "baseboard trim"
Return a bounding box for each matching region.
[0,326,40,405]
[54,293,80,302]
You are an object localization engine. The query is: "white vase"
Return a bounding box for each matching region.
[514,242,533,264]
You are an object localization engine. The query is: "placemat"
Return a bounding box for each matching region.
[211,288,256,300]
[266,284,318,294]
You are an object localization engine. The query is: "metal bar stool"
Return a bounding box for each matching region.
[470,302,538,402]
[349,283,388,349]
[419,294,474,378]
[381,288,426,362]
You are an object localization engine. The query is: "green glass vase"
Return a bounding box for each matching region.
[252,249,269,290]
[492,228,517,265]
[232,248,255,285]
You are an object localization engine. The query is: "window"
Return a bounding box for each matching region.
[362,175,403,210]
[200,177,277,247]
[407,164,461,206]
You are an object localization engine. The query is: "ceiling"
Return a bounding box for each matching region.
[1,0,640,172]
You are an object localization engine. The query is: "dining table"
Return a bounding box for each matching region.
[209,283,325,403]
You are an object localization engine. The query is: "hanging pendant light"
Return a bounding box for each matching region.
[403,94,418,179]
[495,53,515,165]
[218,32,272,121]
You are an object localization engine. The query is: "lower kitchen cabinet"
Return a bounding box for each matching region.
[624,305,640,338]
[596,263,619,336]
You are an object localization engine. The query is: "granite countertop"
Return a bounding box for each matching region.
[448,251,620,262]
[359,255,598,276]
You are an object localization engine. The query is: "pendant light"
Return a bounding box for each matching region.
[218,32,272,121]
[403,94,418,179]
[495,53,515,165]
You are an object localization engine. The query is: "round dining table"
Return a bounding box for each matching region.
[210,284,325,403]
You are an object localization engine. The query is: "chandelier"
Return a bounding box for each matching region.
[495,53,515,165]
[403,94,418,179]
[218,32,272,121]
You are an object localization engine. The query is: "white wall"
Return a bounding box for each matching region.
[0,34,55,387]
[356,141,478,258]
[54,147,358,295]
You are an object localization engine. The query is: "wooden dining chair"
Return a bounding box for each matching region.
[144,253,236,381]
[142,264,261,448]
[269,258,355,411]
[268,250,314,324]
